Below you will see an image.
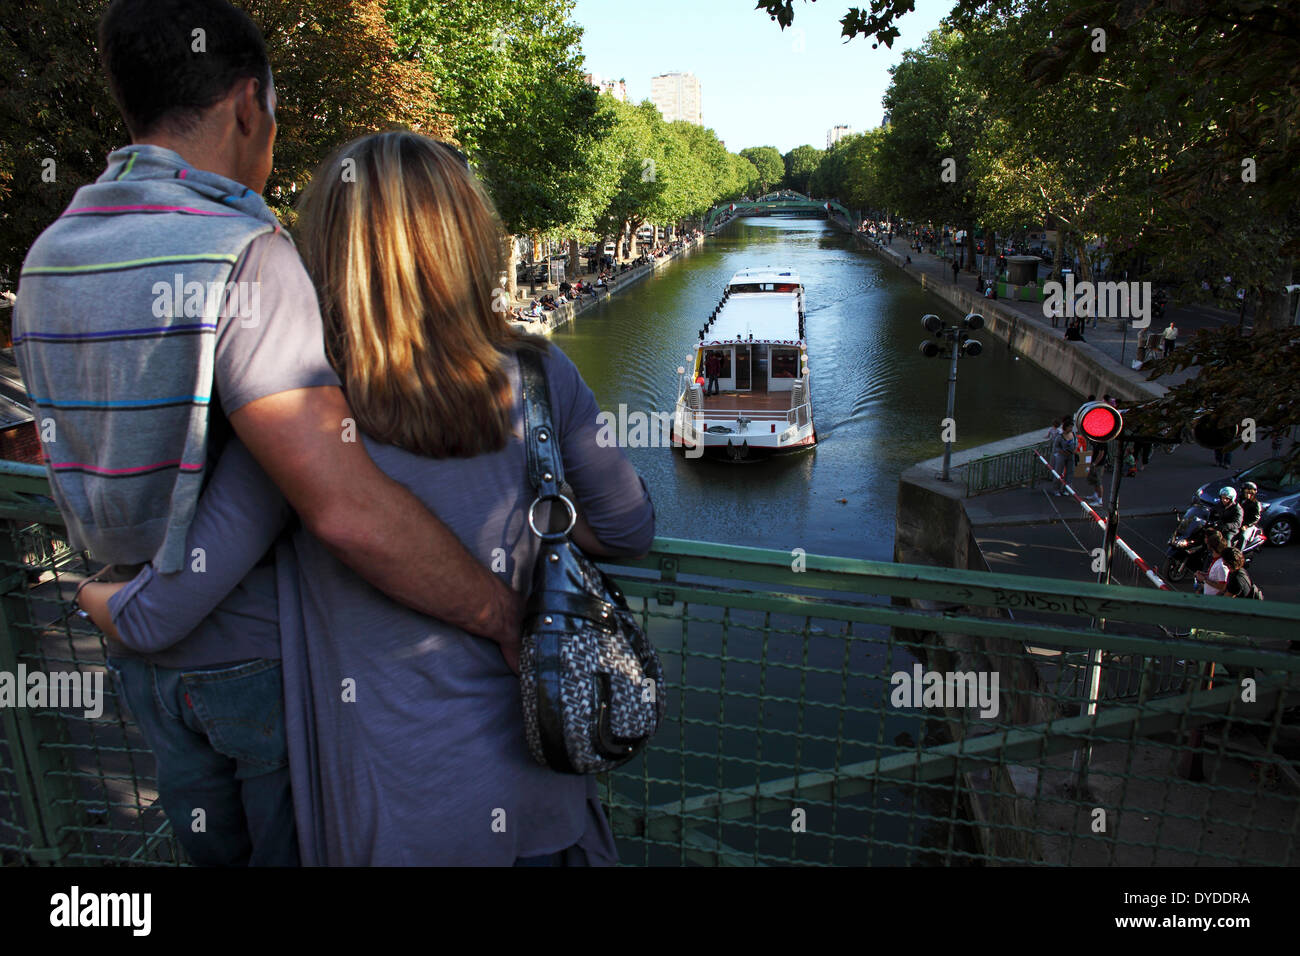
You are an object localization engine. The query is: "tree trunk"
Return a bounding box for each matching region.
[568,237,580,279]
[1052,228,1065,280]
[1075,234,1094,284]
[1256,259,1294,331]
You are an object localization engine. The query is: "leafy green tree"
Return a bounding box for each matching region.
[584,99,668,259]
[875,28,985,264]
[739,146,784,194]
[761,0,1300,451]
[759,0,1300,328]
[729,154,760,199]
[782,145,823,195]
[1132,326,1300,470]
[0,0,440,327]
[386,0,610,291]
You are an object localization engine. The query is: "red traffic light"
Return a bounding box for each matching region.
[1076,402,1123,443]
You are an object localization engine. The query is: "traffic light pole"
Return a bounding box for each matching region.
[940,335,960,481]
[1073,438,1126,793]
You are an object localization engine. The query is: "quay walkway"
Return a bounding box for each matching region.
[832,217,1260,402]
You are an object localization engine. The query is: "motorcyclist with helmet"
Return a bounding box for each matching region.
[1175,486,1244,557]
[1208,485,1247,550]
[1239,481,1262,541]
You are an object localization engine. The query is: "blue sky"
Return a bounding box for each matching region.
[570,0,952,154]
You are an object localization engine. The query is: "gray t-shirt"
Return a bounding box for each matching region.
[108,232,339,668]
[111,344,654,863]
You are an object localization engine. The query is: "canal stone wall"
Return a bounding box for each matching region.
[513,236,705,336]
[830,217,1163,405]
[894,430,1056,864]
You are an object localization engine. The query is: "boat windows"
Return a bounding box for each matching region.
[727,282,802,294]
[702,349,732,378]
[771,349,799,378]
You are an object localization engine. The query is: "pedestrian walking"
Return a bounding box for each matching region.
[1085,464,1104,507]
[1161,321,1178,356]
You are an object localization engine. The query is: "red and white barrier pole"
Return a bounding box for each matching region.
[1035,452,1171,590]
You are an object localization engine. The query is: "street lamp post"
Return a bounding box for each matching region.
[920,312,984,481]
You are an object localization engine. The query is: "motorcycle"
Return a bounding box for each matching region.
[1163,500,1268,582]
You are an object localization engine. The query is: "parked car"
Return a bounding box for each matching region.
[1192,457,1299,547]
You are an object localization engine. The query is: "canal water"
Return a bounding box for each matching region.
[554,216,1079,562]
[557,216,1079,864]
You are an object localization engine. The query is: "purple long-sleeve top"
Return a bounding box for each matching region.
[108,344,655,864]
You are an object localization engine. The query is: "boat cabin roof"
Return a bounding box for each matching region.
[703,291,803,346]
[727,268,802,291]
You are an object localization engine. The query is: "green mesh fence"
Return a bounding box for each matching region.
[0,473,1297,867]
[960,441,1051,497]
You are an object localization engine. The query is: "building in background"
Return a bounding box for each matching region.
[584,72,628,102]
[827,125,853,148]
[651,71,702,125]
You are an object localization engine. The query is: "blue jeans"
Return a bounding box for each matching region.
[106,656,298,866]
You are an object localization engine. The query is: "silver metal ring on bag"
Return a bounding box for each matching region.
[527,493,577,541]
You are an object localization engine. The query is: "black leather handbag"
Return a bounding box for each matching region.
[516,347,665,774]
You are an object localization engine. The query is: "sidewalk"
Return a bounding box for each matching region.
[962,435,1274,527]
[508,235,705,334]
[845,225,1250,392]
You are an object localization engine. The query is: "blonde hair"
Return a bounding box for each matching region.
[296,130,544,458]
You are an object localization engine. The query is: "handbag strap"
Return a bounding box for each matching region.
[518,348,572,538]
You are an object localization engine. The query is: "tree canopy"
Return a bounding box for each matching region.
[0,0,441,290]
[739,146,784,195]
[758,0,1299,463]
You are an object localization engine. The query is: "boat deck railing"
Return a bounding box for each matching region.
[699,408,791,422]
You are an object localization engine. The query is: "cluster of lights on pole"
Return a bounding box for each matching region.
[920,312,984,482]
[918,312,984,358]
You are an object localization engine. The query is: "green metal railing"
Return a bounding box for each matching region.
[0,468,1297,866]
[960,441,1051,496]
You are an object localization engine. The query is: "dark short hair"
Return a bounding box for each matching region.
[99,0,271,139]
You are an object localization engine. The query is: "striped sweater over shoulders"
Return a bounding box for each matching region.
[14,145,283,572]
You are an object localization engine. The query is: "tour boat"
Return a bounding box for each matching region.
[671,267,816,460]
